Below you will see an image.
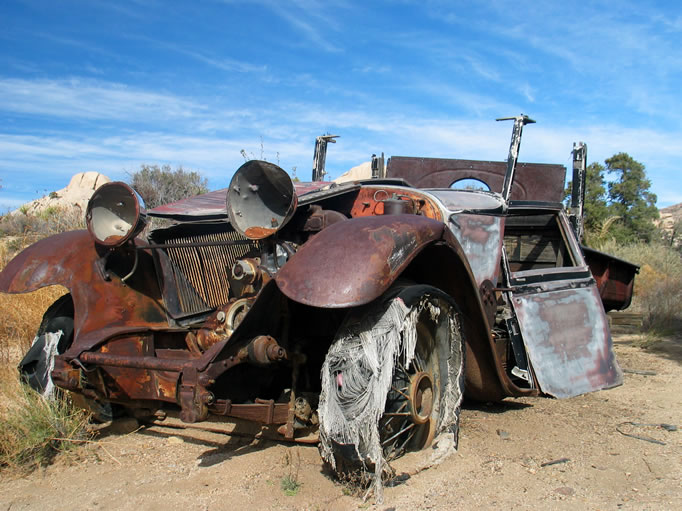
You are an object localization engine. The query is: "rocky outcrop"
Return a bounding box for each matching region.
[333,161,372,184]
[14,172,111,215]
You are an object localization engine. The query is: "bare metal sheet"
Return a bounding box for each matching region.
[448,214,503,286]
[512,285,622,398]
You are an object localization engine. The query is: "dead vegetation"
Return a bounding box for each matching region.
[597,239,682,336]
[0,212,79,473]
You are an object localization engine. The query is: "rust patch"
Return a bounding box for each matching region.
[244,226,277,239]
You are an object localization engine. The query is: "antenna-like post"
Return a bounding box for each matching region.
[496,114,536,202]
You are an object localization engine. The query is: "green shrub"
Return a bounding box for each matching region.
[129,164,208,209]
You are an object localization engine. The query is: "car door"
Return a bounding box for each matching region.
[503,209,623,398]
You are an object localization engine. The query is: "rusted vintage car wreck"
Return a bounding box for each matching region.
[0,115,637,489]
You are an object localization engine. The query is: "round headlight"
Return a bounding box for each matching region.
[226,160,297,240]
[86,182,147,247]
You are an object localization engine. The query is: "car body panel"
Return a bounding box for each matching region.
[276,214,445,308]
[511,282,623,398]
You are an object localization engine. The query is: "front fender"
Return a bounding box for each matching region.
[275,215,445,308]
[0,230,168,349]
[0,230,91,294]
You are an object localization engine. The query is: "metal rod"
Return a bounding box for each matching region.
[79,352,189,372]
[136,239,256,250]
[497,114,536,202]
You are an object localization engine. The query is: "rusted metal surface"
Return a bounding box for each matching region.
[312,134,339,181]
[0,230,169,347]
[349,186,443,220]
[582,246,639,311]
[387,157,566,202]
[148,182,335,220]
[511,282,623,398]
[569,142,587,240]
[151,225,261,318]
[427,189,505,212]
[276,215,445,308]
[210,399,289,424]
[1,119,636,460]
[80,351,187,371]
[227,160,298,240]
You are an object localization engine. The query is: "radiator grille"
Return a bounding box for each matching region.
[161,230,261,316]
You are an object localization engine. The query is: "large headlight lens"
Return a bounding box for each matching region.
[86,182,147,247]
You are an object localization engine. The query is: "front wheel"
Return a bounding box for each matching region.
[18,294,112,421]
[318,285,465,488]
[19,294,74,397]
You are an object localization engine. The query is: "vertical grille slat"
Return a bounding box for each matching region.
[158,227,261,317]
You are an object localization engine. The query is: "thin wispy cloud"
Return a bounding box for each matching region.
[266,3,341,53]
[0,78,203,121]
[1,0,680,211]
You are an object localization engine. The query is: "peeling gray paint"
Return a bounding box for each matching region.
[448,214,503,286]
[513,283,622,398]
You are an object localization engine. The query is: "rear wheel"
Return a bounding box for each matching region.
[318,285,465,485]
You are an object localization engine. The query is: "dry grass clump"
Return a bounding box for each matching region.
[598,239,682,335]
[0,210,83,472]
[0,381,92,472]
[0,283,66,366]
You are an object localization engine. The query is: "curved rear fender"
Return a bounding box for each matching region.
[0,230,168,349]
[276,215,446,308]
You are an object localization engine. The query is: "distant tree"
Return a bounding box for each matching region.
[129,165,208,209]
[604,153,659,242]
[565,153,659,244]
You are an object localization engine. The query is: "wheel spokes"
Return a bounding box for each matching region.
[381,421,415,447]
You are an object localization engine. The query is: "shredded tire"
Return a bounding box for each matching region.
[318,286,465,501]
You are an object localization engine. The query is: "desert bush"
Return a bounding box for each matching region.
[0,381,92,471]
[0,206,84,242]
[129,164,208,209]
[0,207,85,263]
[598,239,682,335]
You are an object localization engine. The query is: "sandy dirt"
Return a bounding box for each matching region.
[1,335,680,511]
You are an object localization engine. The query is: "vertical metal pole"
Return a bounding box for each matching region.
[570,142,587,240]
[311,134,339,181]
[496,114,536,202]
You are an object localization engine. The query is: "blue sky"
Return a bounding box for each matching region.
[1,0,681,212]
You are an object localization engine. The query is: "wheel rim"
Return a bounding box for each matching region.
[409,371,434,425]
[379,320,440,460]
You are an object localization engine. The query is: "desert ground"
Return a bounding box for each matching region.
[1,334,680,511]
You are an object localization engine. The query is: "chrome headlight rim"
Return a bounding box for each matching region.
[85,181,147,247]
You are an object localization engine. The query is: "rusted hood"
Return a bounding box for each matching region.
[148,181,354,221]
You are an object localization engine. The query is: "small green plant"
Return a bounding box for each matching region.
[49,191,60,199]
[280,474,301,496]
[39,206,60,221]
[280,448,302,496]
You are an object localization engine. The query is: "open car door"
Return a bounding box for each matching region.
[503,209,623,398]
